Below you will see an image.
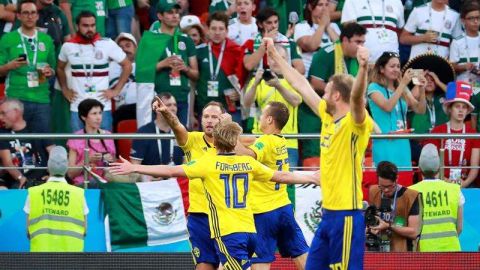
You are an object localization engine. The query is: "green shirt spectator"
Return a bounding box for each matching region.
[0,30,56,103]
[59,0,107,36]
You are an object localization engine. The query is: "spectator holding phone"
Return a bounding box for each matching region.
[367,51,426,171]
[67,99,116,188]
[0,0,56,134]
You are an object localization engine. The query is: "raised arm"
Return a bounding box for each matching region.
[350,46,369,124]
[271,170,319,185]
[109,156,186,178]
[152,96,189,146]
[265,38,321,115]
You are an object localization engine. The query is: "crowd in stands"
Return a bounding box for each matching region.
[0,0,480,190]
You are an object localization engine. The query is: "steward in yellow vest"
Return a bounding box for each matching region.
[24,146,88,252]
[412,143,464,251]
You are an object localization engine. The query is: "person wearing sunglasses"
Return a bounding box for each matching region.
[367,51,426,174]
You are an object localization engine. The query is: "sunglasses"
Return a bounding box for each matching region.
[381,51,399,58]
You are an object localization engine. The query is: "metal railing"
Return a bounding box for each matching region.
[2,132,477,187]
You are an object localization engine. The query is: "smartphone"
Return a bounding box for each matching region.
[411,69,423,85]
[18,53,27,61]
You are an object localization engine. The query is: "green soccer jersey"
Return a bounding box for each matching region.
[308,45,358,82]
[409,94,448,134]
[107,0,132,10]
[154,32,196,103]
[195,43,234,112]
[69,0,106,36]
[0,30,56,103]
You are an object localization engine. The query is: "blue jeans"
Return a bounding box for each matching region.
[106,5,134,38]
[22,101,51,133]
[71,110,113,132]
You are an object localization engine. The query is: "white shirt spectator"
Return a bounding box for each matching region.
[109,62,136,107]
[294,21,340,75]
[228,17,258,46]
[341,0,405,62]
[449,33,480,93]
[404,3,462,59]
[58,38,127,112]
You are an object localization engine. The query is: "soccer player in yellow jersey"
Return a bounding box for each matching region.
[265,37,374,269]
[235,101,308,270]
[110,121,319,270]
[151,97,226,270]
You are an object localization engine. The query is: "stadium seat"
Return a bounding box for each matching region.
[302,157,320,171]
[116,119,137,161]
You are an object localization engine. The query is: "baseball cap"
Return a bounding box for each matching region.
[48,146,69,177]
[156,0,181,13]
[442,81,475,114]
[418,143,440,173]
[115,32,137,46]
[180,15,201,30]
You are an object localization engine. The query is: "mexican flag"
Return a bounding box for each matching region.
[135,31,171,127]
[102,180,188,251]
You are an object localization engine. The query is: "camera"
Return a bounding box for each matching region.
[365,205,379,227]
[365,204,392,252]
[262,69,275,81]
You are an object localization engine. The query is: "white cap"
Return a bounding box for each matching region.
[48,146,68,177]
[115,32,137,47]
[419,143,441,173]
[180,15,201,30]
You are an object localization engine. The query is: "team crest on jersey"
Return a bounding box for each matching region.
[445,20,452,30]
[38,42,45,52]
[386,5,393,13]
[193,247,200,258]
[95,50,103,59]
[178,41,186,51]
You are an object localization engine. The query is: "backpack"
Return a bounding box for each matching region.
[37,5,63,48]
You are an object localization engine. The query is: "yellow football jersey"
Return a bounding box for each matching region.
[248,134,291,213]
[318,99,373,210]
[247,78,301,149]
[180,131,216,214]
[182,154,275,238]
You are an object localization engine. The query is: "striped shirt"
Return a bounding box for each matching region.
[404,3,462,59]
[341,0,404,62]
[58,38,126,111]
[449,33,480,91]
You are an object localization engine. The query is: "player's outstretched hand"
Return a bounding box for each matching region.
[311,170,321,186]
[152,95,167,113]
[109,156,135,175]
[356,46,369,68]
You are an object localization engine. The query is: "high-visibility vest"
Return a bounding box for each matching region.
[28,180,86,252]
[410,180,461,251]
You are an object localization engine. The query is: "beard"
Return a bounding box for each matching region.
[326,101,336,115]
[80,31,95,40]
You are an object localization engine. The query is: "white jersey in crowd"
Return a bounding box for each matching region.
[294,21,340,76]
[450,33,480,93]
[58,38,127,112]
[228,17,258,46]
[109,62,136,107]
[341,0,404,63]
[404,3,462,59]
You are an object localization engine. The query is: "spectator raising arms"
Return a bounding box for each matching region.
[67,99,116,188]
[367,51,426,171]
[294,0,340,76]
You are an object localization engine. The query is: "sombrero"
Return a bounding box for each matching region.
[402,53,455,89]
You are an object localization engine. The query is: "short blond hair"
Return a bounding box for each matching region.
[213,121,243,152]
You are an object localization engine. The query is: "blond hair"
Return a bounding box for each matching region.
[330,74,354,103]
[213,121,243,152]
